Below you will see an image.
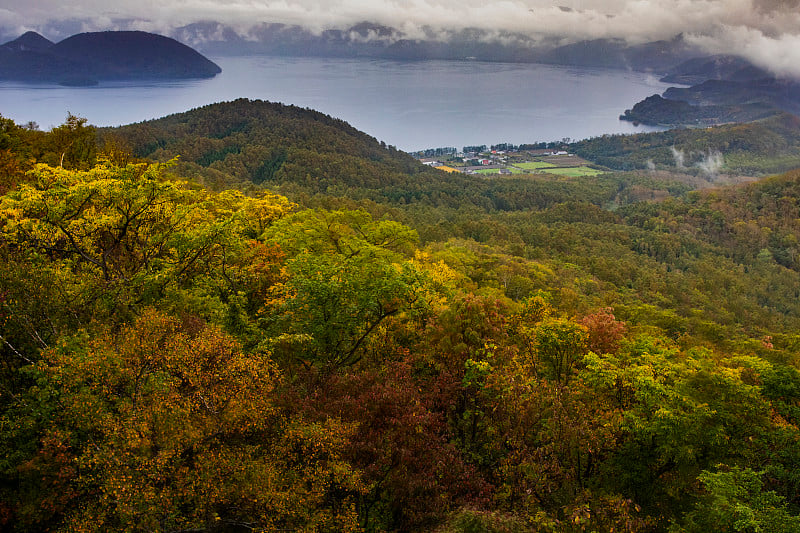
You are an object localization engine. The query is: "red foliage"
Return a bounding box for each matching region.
[579,307,627,355]
[282,351,491,530]
[424,293,510,369]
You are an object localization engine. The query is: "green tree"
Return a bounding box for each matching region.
[675,467,800,533]
[45,113,97,170]
[263,210,427,369]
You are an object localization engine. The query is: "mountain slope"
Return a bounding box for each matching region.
[576,112,800,174]
[104,99,505,207]
[104,99,682,213]
[621,53,800,128]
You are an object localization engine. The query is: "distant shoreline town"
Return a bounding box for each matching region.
[411,143,604,178]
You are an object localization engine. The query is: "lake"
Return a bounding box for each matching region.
[0,55,674,151]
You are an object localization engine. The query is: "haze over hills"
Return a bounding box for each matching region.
[3,18,799,131]
[178,18,789,130]
[661,55,773,86]
[164,20,800,130]
[0,30,221,85]
[170,20,705,73]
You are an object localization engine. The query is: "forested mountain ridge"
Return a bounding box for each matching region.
[105,99,711,212]
[104,99,630,209]
[109,99,800,185]
[2,109,800,532]
[105,98,435,191]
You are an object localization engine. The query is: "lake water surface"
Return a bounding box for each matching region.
[0,56,673,151]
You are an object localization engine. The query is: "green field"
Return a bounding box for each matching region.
[513,161,556,170]
[474,167,525,175]
[539,166,605,177]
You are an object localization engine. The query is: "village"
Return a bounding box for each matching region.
[413,144,606,178]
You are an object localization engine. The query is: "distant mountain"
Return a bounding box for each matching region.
[0,30,221,85]
[661,55,772,85]
[1,31,54,52]
[175,21,703,71]
[175,21,545,63]
[537,35,702,72]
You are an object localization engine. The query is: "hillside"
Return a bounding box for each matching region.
[0,30,221,84]
[661,55,772,85]
[103,98,474,201]
[2,108,800,532]
[575,112,800,175]
[104,99,663,211]
[620,93,780,127]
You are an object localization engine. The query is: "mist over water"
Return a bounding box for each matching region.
[0,56,672,151]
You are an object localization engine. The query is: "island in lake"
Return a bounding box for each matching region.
[0,30,221,85]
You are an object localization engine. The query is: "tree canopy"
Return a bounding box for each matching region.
[1,109,800,532]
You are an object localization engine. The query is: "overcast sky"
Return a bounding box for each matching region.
[3,0,800,76]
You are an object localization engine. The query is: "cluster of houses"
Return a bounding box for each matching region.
[418,148,570,175]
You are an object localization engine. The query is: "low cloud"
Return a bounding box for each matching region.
[687,26,800,78]
[671,146,686,169]
[5,0,800,77]
[696,149,725,178]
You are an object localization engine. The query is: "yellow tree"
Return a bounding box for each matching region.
[0,160,294,358]
[7,310,365,532]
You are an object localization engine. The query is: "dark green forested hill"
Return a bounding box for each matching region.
[105,98,691,211]
[2,109,800,533]
[104,98,441,192]
[574,112,800,175]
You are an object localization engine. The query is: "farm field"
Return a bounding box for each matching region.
[513,161,557,170]
[546,155,589,166]
[539,165,605,177]
[474,167,525,175]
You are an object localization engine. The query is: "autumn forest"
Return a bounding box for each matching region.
[1,99,800,532]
